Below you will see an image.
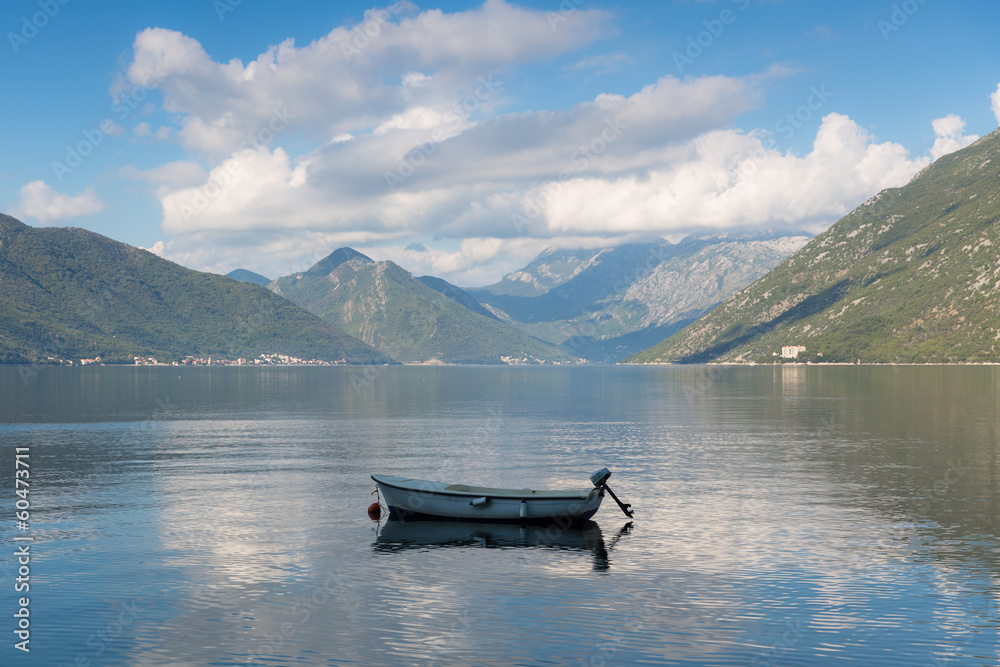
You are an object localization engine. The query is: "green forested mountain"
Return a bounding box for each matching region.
[416,275,501,322]
[268,249,576,364]
[627,129,1000,364]
[0,215,387,364]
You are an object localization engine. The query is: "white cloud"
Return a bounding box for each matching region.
[537,114,929,235]
[151,74,921,245]
[364,237,549,286]
[160,147,316,234]
[141,240,167,256]
[566,53,632,74]
[364,234,653,286]
[154,72,761,240]
[134,122,172,140]
[126,0,611,158]
[12,181,105,224]
[118,3,967,286]
[992,82,1000,126]
[120,160,208,197]
[151,112,931,285]
[929,114,978,161]
[150,228,406,280]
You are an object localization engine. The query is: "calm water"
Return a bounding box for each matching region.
[1,365,999,666]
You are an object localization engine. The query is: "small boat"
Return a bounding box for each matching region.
[370,468,633,524]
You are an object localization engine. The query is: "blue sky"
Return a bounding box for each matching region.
[2,0,999,285]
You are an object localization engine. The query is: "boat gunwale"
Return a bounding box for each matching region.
[381,507,601,525]
[371,474,597,500]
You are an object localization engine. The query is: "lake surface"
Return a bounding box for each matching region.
[1,364,999,666]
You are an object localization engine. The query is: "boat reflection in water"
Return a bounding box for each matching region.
[373,519,632,571]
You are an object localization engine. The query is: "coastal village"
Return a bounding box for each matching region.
[57,347,831,366]
[60,353,351,367]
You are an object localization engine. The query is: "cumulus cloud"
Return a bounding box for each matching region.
[146,227,406,280]
[121,2,955,285]
[929,114,978,161]
[992,82,1000,125]
[152,91,925,278]
[566,53,632,75]
[126,0,611,158]
[12,181,105,224]
[141,240,167,256]
[155,72,761,238]
[121,160,207,187]
[120,160,208,198]
[365,234,654,287]
[133,122,171,140]
[153,112,930,284]
[532,113,928,236]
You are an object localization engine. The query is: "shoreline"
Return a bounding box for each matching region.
[7,360,1000,369]
[623,361,1000,366]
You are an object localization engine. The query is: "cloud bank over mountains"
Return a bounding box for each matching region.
[76,0,996,285]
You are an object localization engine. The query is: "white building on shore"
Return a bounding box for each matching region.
[781,345,807,359]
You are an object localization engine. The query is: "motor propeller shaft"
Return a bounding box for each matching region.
[602,483,634,518]
[589,468,634,519]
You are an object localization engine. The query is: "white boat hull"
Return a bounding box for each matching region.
[371,474,604,524]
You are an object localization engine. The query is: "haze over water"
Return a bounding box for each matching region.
[2,365,999,665]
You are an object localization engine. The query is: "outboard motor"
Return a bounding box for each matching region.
[590,468,634,518]
[590,468,612,488]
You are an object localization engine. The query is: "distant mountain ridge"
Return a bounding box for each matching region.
[0,215,387,364]
[269,249,576,364]
[227,268,271,287]
[469,234,810,362]
[303,247,372,277]
[483,246,605,297]
[417,275,501,322]
[627,129,1000,364]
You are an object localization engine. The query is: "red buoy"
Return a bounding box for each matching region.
[367,502,381,519]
